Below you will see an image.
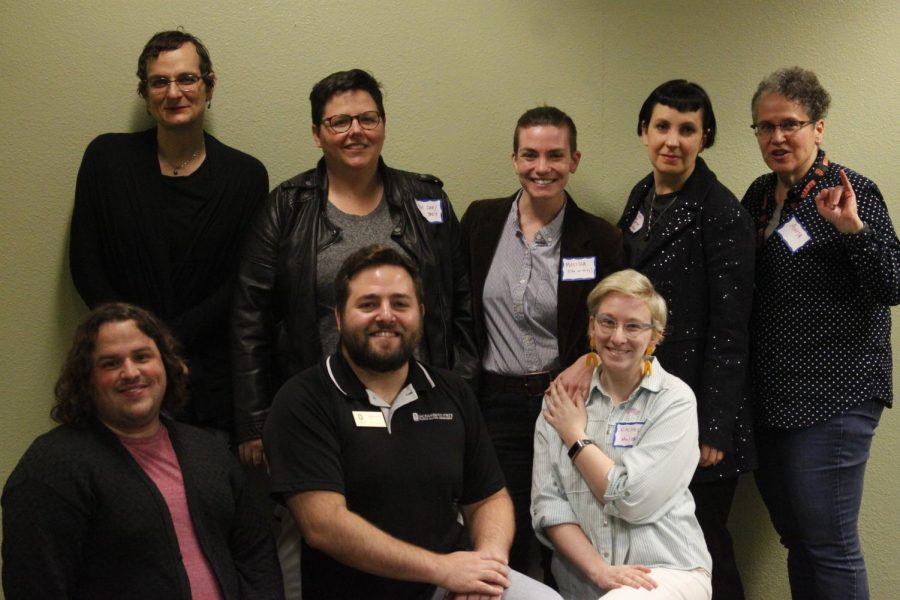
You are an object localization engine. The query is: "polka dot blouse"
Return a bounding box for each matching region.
[742,149,900,429]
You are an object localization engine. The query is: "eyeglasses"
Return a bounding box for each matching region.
[145,73,206,93]
[750,119,813,138]
[593,315,655,338]
[321,111,382,133]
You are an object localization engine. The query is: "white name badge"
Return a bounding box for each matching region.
[353,411,387,428]
[777,216,811,252]
[415,199,444,223]
[629,211,645,234]
[612,421,645,447]
[562,257,597,281]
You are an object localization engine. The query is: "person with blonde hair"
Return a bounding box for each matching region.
[533,269,712,599]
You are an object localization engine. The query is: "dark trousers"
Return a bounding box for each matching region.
[689,477,744,600]
[479,387,552,580]
[754,400,883,600]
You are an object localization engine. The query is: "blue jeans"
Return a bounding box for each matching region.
[754,399,884,600]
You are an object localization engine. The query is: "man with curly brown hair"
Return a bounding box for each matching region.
[2,303,283,600]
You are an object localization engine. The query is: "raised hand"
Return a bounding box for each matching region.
[815,169,864,234]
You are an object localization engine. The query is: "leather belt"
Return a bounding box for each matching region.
[480,370,561,397]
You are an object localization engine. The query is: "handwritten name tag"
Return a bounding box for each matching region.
[629,211,645,234]
[562,257,597,281]
[777,216,811,252]
[613,421,645,447]
[415,199,444,223]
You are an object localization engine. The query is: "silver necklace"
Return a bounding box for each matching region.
[644,190,679,240]
[162,148,202,176]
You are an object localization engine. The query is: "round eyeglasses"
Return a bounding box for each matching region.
[145,73,206,94]
[593,315,655,338]
[750,119,813,138]
[321,111,382,133]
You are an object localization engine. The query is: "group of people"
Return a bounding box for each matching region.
[2,28,897,600]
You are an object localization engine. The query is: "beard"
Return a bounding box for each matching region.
[340,323,422,373]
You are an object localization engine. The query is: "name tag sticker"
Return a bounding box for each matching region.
[629,211,645,234]
[353,411,387,428]
[415,199,444,223]
[612,421,645,447]
[777,216,811,252]
[561,257,597,281]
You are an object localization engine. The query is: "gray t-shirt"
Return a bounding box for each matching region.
[316,198,406,355]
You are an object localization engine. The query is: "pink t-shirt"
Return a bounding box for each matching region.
[120,426,224,600]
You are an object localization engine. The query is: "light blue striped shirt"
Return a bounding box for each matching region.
[532,359,711,599]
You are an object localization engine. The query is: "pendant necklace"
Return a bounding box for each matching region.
[161,145,203,176]
[171,149,200,176]
[644,190,679,241]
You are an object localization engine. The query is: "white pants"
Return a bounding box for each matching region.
[601,568,711,600]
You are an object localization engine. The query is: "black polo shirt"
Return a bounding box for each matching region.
[264,352,505,600]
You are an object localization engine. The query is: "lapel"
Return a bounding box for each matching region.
[468,193,516,294]
[556,194,600,356]
[128,129,174,313]
[630,158,713,268]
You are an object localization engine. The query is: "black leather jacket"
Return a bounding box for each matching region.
[232,158,478,442]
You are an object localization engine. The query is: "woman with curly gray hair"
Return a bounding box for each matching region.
[742,67,900,599]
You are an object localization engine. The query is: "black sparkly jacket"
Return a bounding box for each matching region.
[619,157,757,481]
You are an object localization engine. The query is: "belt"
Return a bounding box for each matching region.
[480,370,561,397]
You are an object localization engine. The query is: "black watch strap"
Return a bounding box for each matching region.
[568,438,595,460]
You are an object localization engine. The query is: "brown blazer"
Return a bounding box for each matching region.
[461,192,624,371]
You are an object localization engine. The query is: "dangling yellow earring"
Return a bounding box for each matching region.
[642,345,655,377]
[586,337,600,368]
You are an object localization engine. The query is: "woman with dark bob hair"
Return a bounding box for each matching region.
[742,67,900,599]
[68,30,268,436]
[616,80,756,598]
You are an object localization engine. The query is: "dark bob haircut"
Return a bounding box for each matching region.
[513,106,578,154]
[136,30,214,98]
[310,69,385,128]
[334,245,424,315]
[52,303,188,427]
[636,79,717,148]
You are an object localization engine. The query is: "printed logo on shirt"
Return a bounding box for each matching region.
[412,412,454,422]
[561,257,597,281]
[612,421,645,447]
[415,199,444,223]
[777,216,811,252]
[629,211,645,233]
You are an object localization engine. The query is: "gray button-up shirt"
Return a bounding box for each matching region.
[482,193,565,375]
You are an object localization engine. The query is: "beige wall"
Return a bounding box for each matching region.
[2,0,898,597]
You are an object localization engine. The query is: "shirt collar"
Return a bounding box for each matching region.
[509,191,567,245]
[587,357,664,405]
[324,351,436,400]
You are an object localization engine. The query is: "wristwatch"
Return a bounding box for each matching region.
[568,438,595,460]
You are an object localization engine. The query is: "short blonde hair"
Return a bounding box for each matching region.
[586,269,667,336]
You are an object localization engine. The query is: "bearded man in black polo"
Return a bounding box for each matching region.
[264,245,560,600]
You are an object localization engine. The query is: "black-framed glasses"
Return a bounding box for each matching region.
[321,111,382,133]
[145,73,206,93]
[593,314,655,338]
[750,119,813,138]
